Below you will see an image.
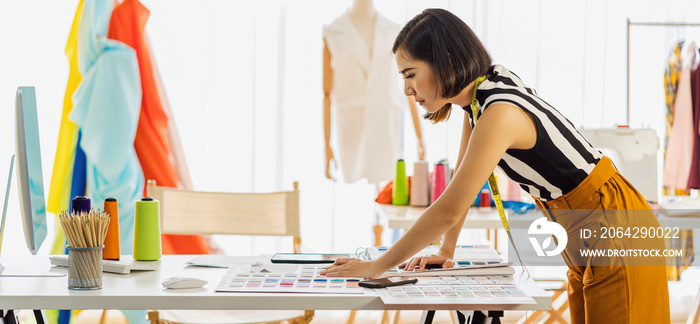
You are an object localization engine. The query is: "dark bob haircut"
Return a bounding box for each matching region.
[393,8,492,123]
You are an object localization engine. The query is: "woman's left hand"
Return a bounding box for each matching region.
[320,259,384,279]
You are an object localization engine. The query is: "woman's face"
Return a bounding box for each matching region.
[395,48,447,113]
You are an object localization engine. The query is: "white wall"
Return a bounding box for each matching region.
[1,0,699,256]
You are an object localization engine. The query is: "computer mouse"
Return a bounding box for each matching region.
[161,276,208,289]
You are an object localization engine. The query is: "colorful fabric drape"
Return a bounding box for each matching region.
[108,0,208,254]
[70,0,144,255]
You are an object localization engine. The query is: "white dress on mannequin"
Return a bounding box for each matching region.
[322,12,401,183]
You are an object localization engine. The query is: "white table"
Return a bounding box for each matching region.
[376,204,539,231]
[374,204,541,248]
[0,255,550,313]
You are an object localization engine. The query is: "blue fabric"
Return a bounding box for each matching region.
[57,310,70,324]
[69,1,146,323]
[69,131,87,200]
[69,0,143,256]
[502,201,537,214]
[67,132,87,256]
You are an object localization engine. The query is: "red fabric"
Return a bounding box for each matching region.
[108,0,208,255]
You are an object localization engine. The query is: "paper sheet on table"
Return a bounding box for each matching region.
[186,255,256,268]
[186,256,300,274]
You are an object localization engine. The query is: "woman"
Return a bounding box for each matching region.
[321,8,670,323]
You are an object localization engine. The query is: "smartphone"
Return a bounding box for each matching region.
[358,277,418,288]
[270,253,350,264]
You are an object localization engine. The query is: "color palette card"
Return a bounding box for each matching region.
[215,264,364,294]
[376,276,535,305]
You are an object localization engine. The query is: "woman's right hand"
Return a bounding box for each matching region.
[398,253,455,271]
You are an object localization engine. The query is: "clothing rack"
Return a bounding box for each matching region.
[626,19,700,125]
[626,20,700,324]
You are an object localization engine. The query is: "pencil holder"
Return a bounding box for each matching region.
[103,197,121,260]
[392,159,409,205]
[133,197,161,261]
[67,245,103,290]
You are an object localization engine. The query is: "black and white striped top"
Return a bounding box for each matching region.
[465,65,603,201]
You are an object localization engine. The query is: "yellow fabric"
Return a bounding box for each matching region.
[534,157,670,323]
[47,0,82,216]
[48,0,83,256]
[44,310,58,324]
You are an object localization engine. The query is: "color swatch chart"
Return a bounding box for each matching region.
[376,276,535,305]
[215,265,365,294]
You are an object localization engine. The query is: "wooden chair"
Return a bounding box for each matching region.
[146,180,314,324]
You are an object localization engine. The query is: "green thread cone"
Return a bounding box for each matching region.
[133,197,161,261]
[392,159,409,205]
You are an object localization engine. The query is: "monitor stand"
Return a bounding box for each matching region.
[0,262,65,277]
[0,156,63,277]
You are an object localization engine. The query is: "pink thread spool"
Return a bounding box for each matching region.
[432,163,447,203]
[410,161,430,206]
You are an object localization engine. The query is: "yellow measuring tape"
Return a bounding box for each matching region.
[470,76,529,276]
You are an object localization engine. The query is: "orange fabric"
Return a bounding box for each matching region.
[160,234,210,254]
[108,0,207,255]
[108,0,178,190]
[375,181,393,204]
[534,156,670,323]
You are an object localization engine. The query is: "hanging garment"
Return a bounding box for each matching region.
[663,41,684,160]
[69,0,144,255]
[107,0,208,255]
[323,12,402,183]
[663,42,696,190]
[688,56,700,189]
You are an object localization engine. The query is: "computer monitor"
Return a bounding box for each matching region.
[0,87,62,277]
[14,86,47,255]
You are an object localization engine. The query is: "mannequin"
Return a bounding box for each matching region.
[323,0,425,182]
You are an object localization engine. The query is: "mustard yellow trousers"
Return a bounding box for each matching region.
[534,156,670,324]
